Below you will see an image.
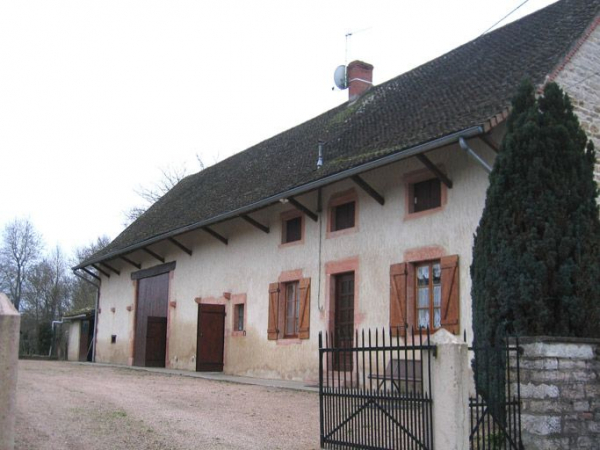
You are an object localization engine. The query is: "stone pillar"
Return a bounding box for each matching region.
[0,293,20,450]
[516,336,600,449]
[426,329,471,450]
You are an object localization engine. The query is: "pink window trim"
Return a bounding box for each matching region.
[231,293,247,337]
[327,188,359,239]
[279,209,305,248]
[403,167,448,221]
[324,256,364,333]
[403,245,446,263]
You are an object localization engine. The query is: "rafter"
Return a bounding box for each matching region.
[351,175,385,205]
[143,247,165,263]
[120,256,141,269]
[100,262,121,276]
[241,215,269,234]
[288,197,318,222]
[203,227,228,245]
[416,154,453,188]
[168,237,192,256]
[92,264,110,278]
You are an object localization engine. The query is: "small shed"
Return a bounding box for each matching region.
[64,309,95,362]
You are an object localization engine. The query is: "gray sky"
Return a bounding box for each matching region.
[0,0,557,256]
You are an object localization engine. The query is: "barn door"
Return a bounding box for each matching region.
[78,320,90,362]
[134,272,169,367]
[145,317,167,367]
[196,304,225,372]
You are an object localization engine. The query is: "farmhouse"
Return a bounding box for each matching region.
[74,0,600,383]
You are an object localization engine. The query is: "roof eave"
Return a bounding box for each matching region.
[73,124,485,271]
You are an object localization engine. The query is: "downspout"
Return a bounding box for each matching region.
[73,269,100,363]
[459,137,493,173]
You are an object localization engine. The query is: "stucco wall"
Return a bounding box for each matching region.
[554,19,600,183]
[67,321,80,362]
[95,137,497,381]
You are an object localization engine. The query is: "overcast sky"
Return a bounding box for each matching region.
[0,0,557,257]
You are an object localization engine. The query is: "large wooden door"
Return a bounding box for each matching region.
[134,273,169,367]
[145,317,167,367]
[78,320,89,362]
[334,272,355,371]
[196,304,225,372]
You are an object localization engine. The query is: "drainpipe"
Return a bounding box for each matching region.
[73,269,100,362]
[459,137,492,173]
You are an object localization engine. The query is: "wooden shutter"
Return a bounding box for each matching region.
[267,282,280,340]
[298,278,311,339]
[390,263,408,337]
[440,255,460,334]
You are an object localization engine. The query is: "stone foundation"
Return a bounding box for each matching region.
[515,336,600,449]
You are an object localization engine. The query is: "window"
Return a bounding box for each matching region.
[234,304,245,332]
[416,262,442,329]
[267,278,311,340]
[111,335,117,344]
[284,216,302,243]
[412,178,441,213]
[284,282,300,337]
[389,255,460,336]
[332,201,356,231]
[281,210,304,245]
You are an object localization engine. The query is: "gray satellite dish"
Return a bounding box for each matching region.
[333,65,348,90]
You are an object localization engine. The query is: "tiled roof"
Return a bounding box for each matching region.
[77,0,600,268]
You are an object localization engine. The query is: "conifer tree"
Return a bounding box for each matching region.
[471,80,600,350]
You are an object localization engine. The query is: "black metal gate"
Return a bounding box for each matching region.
[319,327,436,450]
[469,338,523,450]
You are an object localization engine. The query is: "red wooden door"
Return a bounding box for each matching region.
[145,317,167,367]
[196,304,225,372]
[78,320,90,362]
[334,272,355,371]
[134,273,169,367]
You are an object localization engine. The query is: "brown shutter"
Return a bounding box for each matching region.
[440,255,460,334]
[390,263,408,337]
[268,282,280,340]
[298,278,311,339]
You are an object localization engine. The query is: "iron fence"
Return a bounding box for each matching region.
[319,326,436,450]
[469,337,523,450]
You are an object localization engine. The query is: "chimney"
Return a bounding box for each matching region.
[347,60,373,102]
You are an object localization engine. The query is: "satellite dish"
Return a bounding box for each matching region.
[333,65,348,90]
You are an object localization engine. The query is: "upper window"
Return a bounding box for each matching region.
[281,210,304,245]
[332,201,356,231]
[412,178,441,213]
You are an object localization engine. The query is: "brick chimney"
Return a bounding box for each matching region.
[347,60,373,102]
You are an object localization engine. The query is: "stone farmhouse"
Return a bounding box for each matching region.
[74,0,600,383]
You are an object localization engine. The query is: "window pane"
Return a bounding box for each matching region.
[284,217,302,243]
[417,265,429,286]
[418,288,430,308]
[333,201,355,231]
[434,308,441,329]
[413,179,441,212]
[285,282,299,336]
[237,304,244,331]
[418,310,429,328]
[433,285,441,307]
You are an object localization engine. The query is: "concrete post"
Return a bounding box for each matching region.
[426,329,471,450]
[0,293,20,450]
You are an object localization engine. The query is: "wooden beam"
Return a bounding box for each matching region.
[203,227,228,245]
[92,264,110,278]
[120,256,141,269]
[480,135,500,153]
[241,215,269,234]
[288,197,318,222]
[143,247,165,263]
[351,175,385,206]
[168,237,192,256]
[317,188,323,213]
[100,262,120,276]
[81,267,101,281]
[416,154,453,188]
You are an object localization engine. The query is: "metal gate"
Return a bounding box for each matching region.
[319,327,436,450]
[469,338,523,450]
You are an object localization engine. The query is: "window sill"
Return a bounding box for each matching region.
[276,338,303,346]
[326,226,358,239]
[404,206,445,221]
[231,330,246,337]
[278,239,304,249]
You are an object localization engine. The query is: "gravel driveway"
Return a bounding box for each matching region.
[15,360,320,450]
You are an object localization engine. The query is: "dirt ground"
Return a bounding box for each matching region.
[15,360,320,450]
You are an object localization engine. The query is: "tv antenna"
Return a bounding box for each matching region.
[332,27,372,91]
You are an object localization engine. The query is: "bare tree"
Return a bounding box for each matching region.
[0,218,43,311]
[70,235,110,311]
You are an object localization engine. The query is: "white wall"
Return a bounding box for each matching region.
[95,138,497,381]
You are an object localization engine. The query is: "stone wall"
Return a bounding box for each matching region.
[515,336,600,449]
[0,293,20,450]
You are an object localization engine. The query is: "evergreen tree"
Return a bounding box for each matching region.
[472,80,600,347]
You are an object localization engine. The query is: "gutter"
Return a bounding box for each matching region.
[75,125,485,269]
